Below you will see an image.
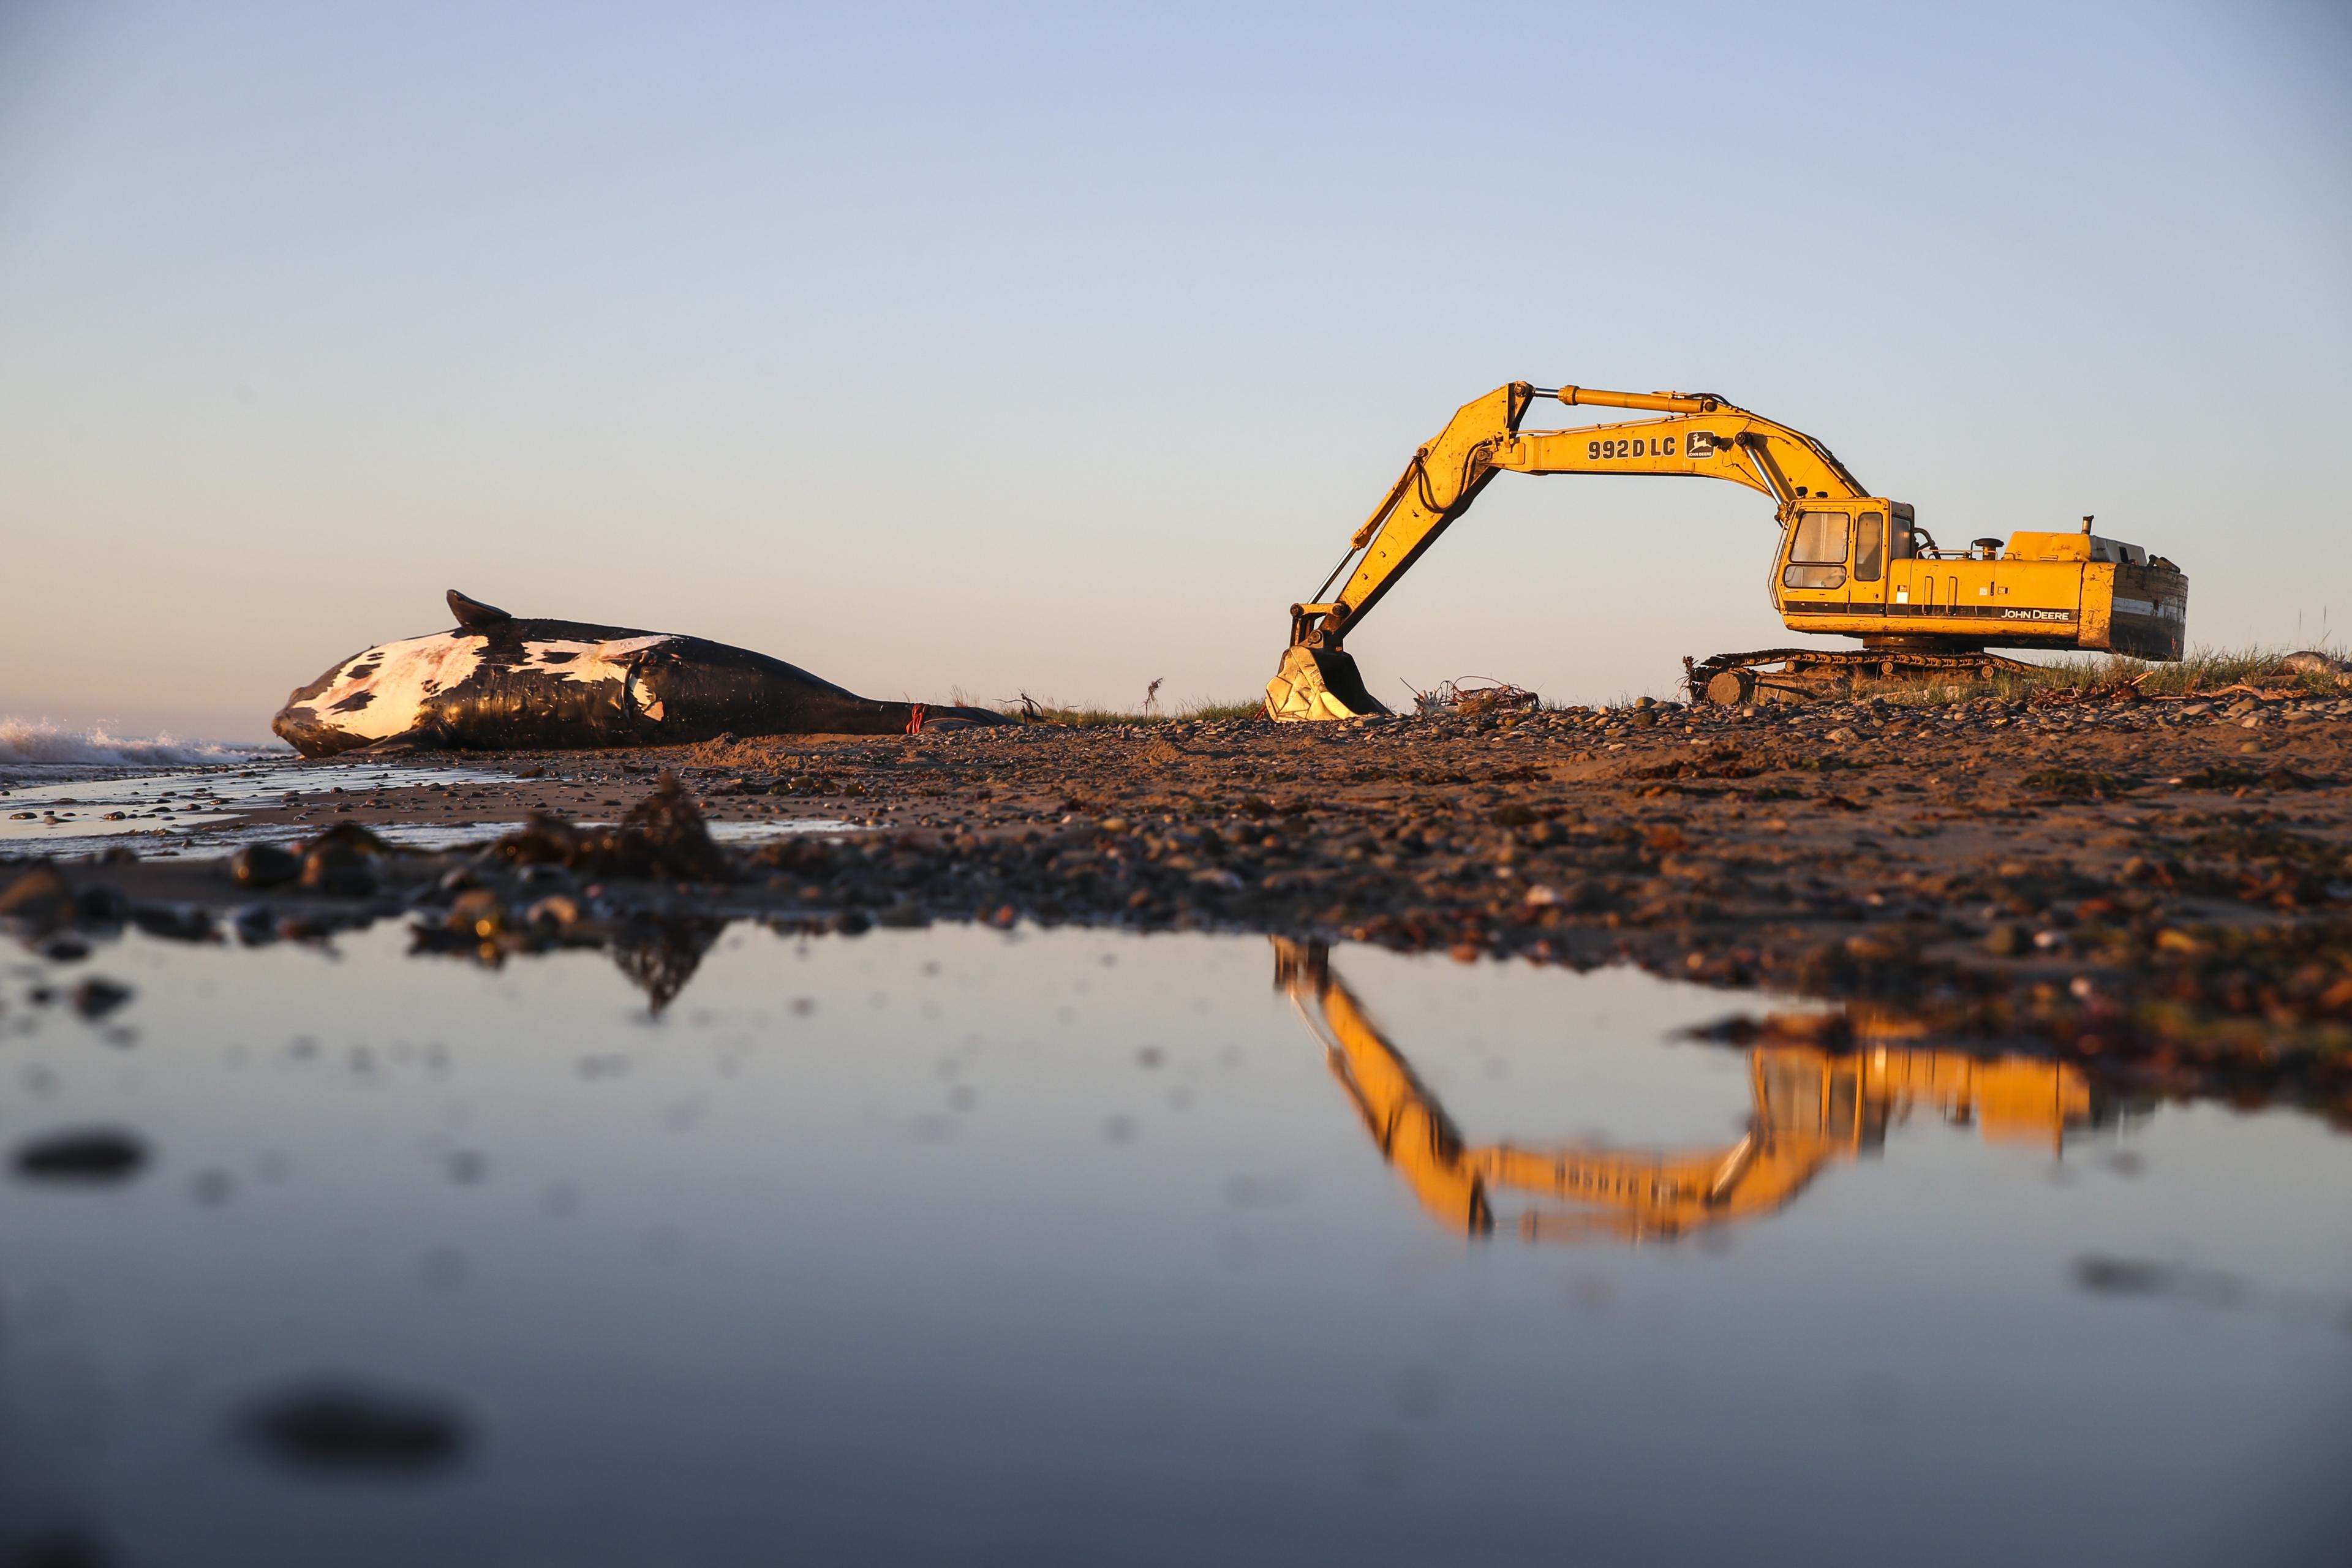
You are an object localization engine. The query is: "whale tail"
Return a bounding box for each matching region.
[447,589,513,630]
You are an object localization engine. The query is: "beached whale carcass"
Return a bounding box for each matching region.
[271,591,1012,758]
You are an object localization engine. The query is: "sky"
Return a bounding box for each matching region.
[1,0,2347,740]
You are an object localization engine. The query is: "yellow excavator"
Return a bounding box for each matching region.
[1265,382,2189,718]
[1276,938,2099,1242]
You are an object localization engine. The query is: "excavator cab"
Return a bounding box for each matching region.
[1769,498,1909,616]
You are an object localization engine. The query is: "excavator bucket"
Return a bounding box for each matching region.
[1265,645,1390,722]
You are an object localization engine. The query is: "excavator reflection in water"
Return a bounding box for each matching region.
[1276,938,2104,1243]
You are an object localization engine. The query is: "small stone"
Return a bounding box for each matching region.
[238,1382,469,1474]
[13,1127,148,1183]
[67,976,132,1020]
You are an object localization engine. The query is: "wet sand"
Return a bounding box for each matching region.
[8,688,2351,1114]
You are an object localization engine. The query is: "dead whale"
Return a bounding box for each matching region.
[271,591,1011,758]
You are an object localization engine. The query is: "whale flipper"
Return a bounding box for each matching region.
[447,589,513,629]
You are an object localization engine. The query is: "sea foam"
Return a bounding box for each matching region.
[0,718,276,769]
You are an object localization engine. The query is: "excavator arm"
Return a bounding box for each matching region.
[1265,381,1872,721]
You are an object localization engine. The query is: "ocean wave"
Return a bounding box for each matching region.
[0,718,277,768]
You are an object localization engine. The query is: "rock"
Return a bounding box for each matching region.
[13,1127,147,1182]
[238,1381,469,1474]
[74,886,129,924]
[300,841,377,898]
[232,843,302,889]
[0,864,72,935]
[130,904,216,942]
[0,1526,118,1568]
[447,889,506,938]
[1842,930,1909,962]
[2280,650,2351,676]
[487,774,729,884]
[524,894,582,930]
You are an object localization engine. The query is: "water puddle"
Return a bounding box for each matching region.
[0,764,851,858]
[0,764,508,846]
[2,925,2345,1564]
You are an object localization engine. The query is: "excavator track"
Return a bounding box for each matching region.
[1683,647,2041,706]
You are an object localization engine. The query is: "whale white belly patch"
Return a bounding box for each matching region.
[288,633,677,740]
[296,633,488,741]
[513,636,673,685]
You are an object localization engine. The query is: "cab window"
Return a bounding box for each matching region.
[1783,510,1849,590]
[1853,512,1884,582]
[1763,1060,1824,1136]
[1890,503,1917,560]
